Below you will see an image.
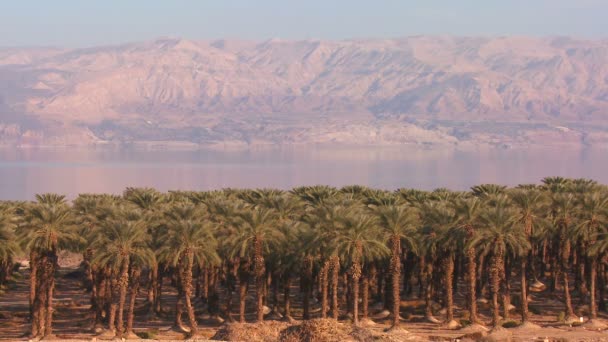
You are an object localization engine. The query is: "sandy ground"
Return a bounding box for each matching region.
[2,262,608,341]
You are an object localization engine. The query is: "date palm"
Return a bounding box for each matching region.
[0,204,18,286]
[549,193,577,321]
[123,187,164,312]
[509,188,549,324]
[421,201,460,327]
[572,191,608,326]
[291,185,339,207]
[73,195,119,312]
[450,197,483,325]
[91,207,154,338]
[158,203,220,337]
[21,194,79,338]
[332,211,388,326]
[470,204,530,327]
[226,206,282,322]
[375,204,419,327]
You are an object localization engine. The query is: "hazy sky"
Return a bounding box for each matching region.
[2,0,607,47]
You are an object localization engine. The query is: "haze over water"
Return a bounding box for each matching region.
[0,146,605,201]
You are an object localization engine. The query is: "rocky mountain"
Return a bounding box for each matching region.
[0,36,607,148]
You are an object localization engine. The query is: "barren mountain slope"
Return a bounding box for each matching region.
[0,36,607,147]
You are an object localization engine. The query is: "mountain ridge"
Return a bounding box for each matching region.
[0,36,607,148]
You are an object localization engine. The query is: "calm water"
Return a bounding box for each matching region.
[0,146,606,200]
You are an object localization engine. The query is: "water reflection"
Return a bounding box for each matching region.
[0,146,604,200]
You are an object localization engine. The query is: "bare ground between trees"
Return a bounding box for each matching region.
[2,264,608,341]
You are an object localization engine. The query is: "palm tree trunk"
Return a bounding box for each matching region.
[590,256,598,320]
[330,256,340,319]
[599,261,606,311]
[362,275,369,320]
[520,258,530,323]
[303,256,313,320]
[44,269,55,338]
[148,262,158,315]
[561,239,575,319]
[155,267,163,313]
[444,252,455,323]
[238,277,248,323]
[31,290,43,337]
[467,247,479,323]
[31,256,47,338]
[577,250,588,298]
[283,275,292,319]
[502,256,511,320]
[116,257,130,338]
[490,248,503,327]
[390,234,401,327]
[108,302,117,333]
[562,269,575,319]
[126,268,141,337]
[183,251,198,336]
[320,261,329,318]
[202,266,209,303]
[254,237,265,322]
[352,274,360,326]
[174,291,184,329]
[424,261,434,319]
[529,247,539,282]
[477,252,487,298]
[29,250,38,316]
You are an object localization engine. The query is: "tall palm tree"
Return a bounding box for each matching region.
[451,197,483,325]
[470,204,530,327]
[123,187,165,313]
[73,194,119,326]
[332,211,388,326]
[573,191,608,326]
[0,204,18,286]
[158,203,220,336]
[20,194,79,338]
[91,207,154,338]
[550,193,577,321]
[375,204,419,327]
[509,188,548,324]
[422,201,460,327]
[226,206,282,322]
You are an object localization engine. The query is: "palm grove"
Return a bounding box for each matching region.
[1,177,608,338]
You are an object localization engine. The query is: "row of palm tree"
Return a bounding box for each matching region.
[1,177,608,338]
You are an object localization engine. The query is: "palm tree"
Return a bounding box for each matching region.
[332,211,388,326]
[471,184,507,198]
[91,206,154,338]
[272,219,305,321]
[73,194,119,326]
[573,191,608,326]
[20,194,79,338]
[375,204,419,327]
[422,201,460,327]
[291,185,339,207]
[158,203,220,336]
[123,187,165,314]
[226,206,282,322]
[470,203,530,327]
[451,197,483,325]
[550,193,577,321]
[0,204,18,286]
[509,188,549,324]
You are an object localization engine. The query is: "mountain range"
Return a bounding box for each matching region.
[1,36,607,148]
